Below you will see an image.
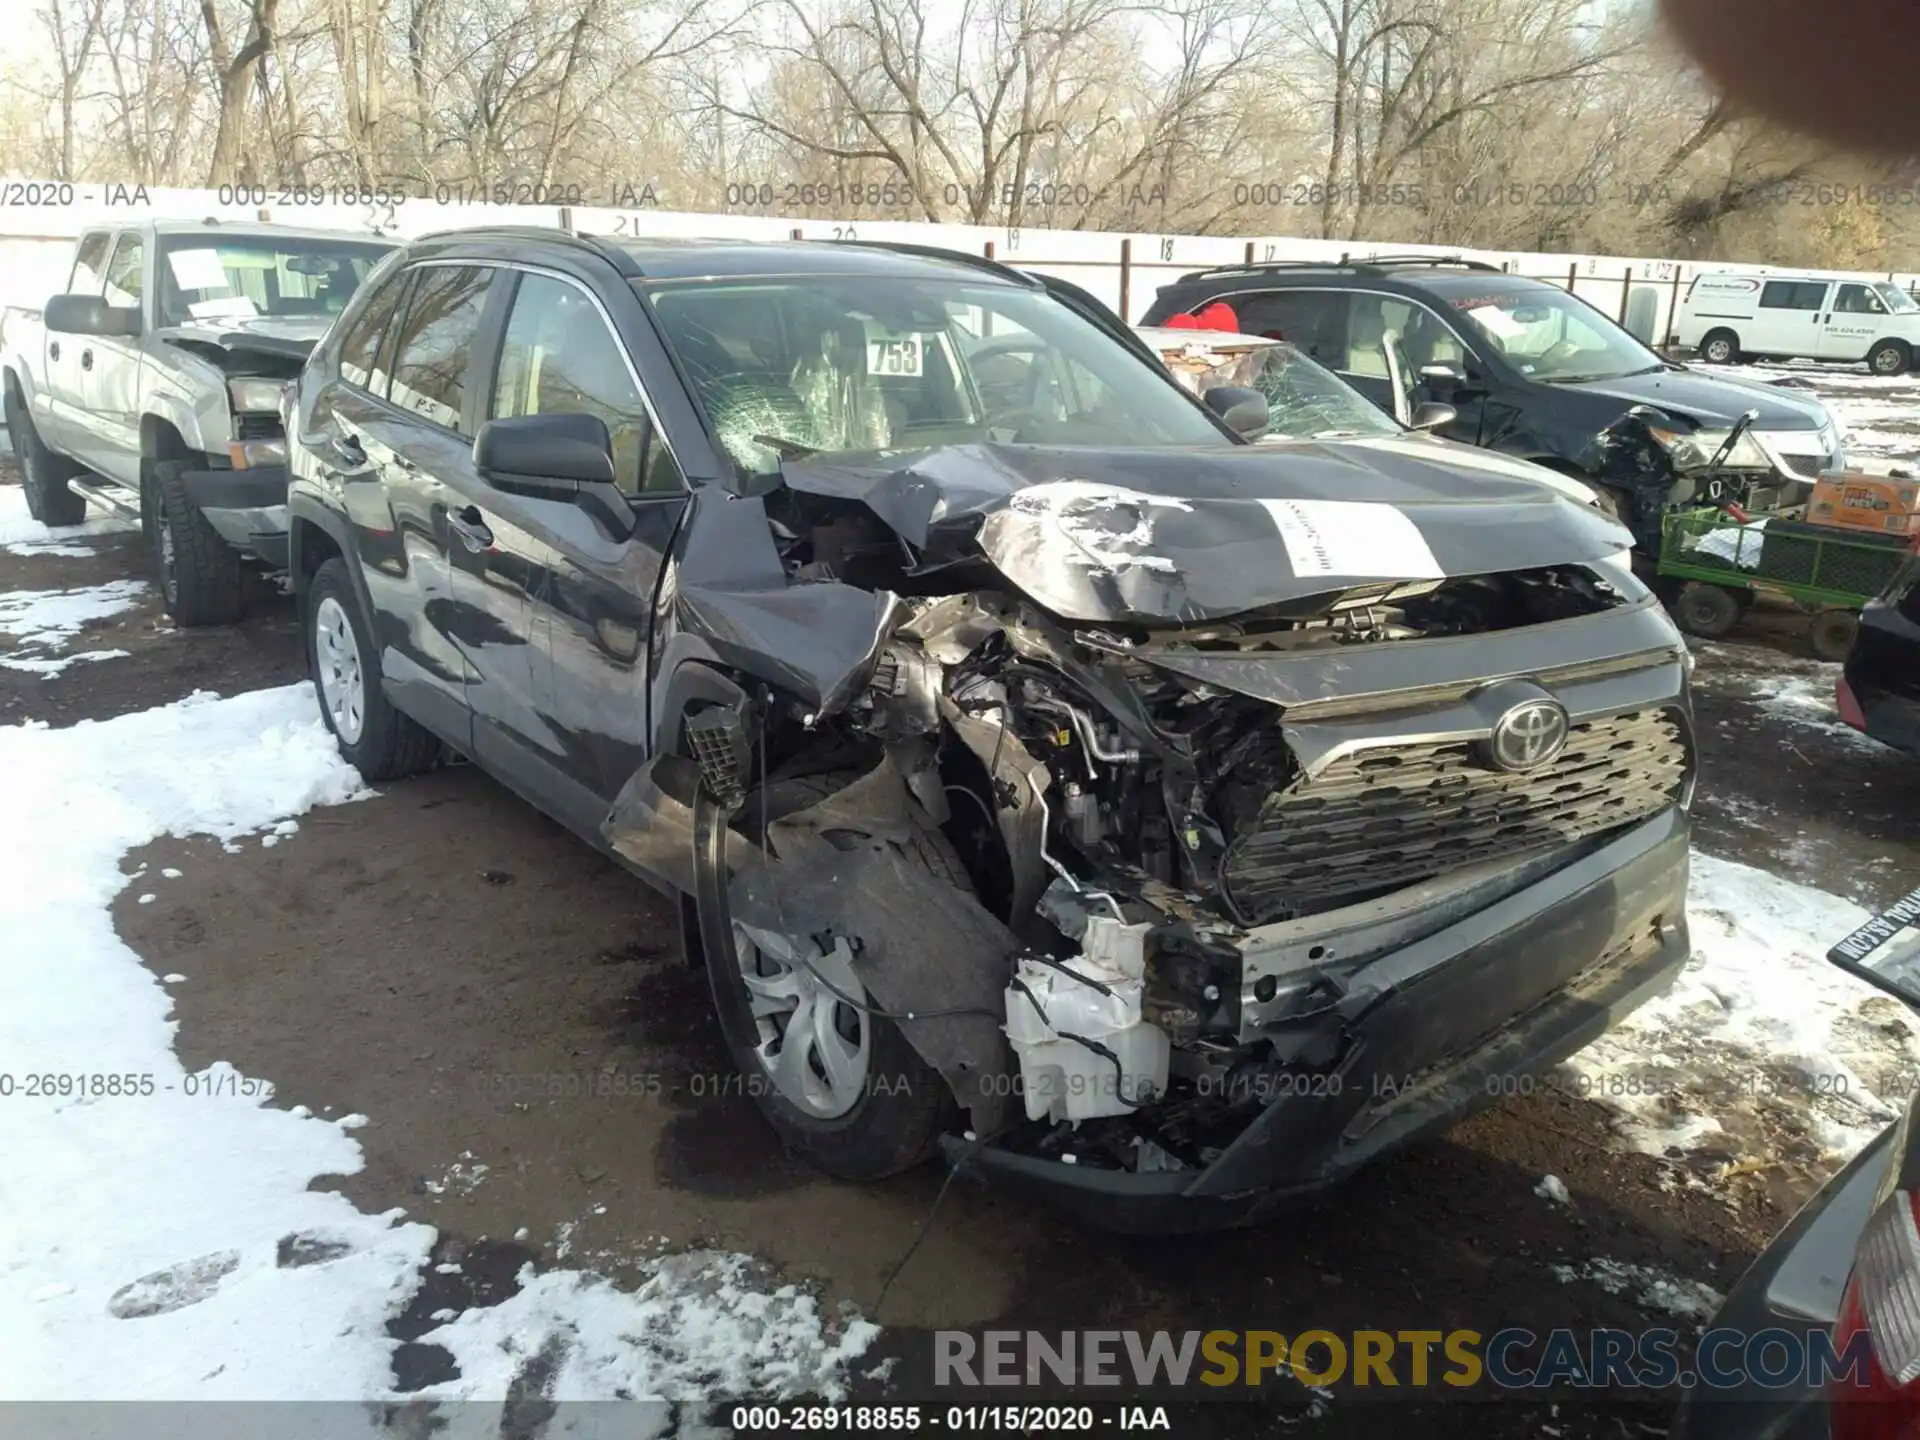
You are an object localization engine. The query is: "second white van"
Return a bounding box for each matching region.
[1672,271,1920,374]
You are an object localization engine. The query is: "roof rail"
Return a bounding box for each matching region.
[1173,259,1362,283]
[834,238,1043,287]
[1172,253,1503,284]
[1350,252,1503,272]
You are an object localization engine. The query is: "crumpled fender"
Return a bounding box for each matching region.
[601,753,1019,1134]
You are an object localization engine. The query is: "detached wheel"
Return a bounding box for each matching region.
[1699,329,1741,365]
[1869,339,1911,377]
[4,385,86,526]
[152,460,246,626]
[694,771,958,1180]
[1672,581,1745,639]
[1811,610,1861,663]
[305,557,440,780]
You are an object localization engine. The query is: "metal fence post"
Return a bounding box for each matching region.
[1619,267,1633,324]
[1119,237,1132,321]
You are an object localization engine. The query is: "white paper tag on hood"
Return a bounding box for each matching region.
[1258,498,1445,580]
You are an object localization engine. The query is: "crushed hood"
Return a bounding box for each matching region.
[773,442,1633,624]
[156,314,333,362]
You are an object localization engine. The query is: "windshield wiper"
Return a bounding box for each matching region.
[753,434,820,459]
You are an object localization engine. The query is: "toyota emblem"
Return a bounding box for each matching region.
[1487,699,1570,772]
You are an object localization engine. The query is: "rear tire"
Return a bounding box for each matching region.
[152,459,246,626]
[1869,339,1910,377]
[694,769,961,1181]
[304,557,441,780]
[1699,329,1741,365]
[1672,581,1744,639]
[4,385,87,526]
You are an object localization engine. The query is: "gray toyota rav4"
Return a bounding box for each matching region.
[284,230,1697,1231]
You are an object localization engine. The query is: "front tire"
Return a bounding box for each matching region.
[4,385,87,526]
[152,459,246,626]
[304,557,440,780]
[1699,328,1741,365]
[693,771,959,1180]
[1869,339,1910,377]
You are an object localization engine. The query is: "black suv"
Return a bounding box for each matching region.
[1143,257,1843,556]
[286,228,1696,1231]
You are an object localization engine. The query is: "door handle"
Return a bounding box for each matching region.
[48,341,59,362]
[448,505,494,553]
[80,350,93,371]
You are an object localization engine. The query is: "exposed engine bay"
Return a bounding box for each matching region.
[619,438,1688,1182]
[603,435,1694,1192]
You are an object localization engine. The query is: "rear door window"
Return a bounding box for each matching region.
[1759,281,1829,311]
[387,266,494,432]
[338,272,408,396]
[1231,291,1348,366]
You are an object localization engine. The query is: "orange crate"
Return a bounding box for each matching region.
[1806,472,1920,538]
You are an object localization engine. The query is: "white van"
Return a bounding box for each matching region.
[1672,271,1920,374]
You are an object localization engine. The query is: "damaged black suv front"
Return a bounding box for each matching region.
[606,248,1696,1233]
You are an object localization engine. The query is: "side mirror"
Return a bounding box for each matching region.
[473,413,634,538]
[1203,385,1270,439]
[1409,402,1457,432]
[45,293,140,338]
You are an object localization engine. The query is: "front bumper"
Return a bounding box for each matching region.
[180,465,290,569]
[945,806,1693,1233]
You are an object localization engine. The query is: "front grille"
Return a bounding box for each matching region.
[235,412,283,441]
[1780,451,1826,479]
[1219,709,1690,924]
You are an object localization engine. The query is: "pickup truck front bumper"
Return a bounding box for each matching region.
[181,465,290,570]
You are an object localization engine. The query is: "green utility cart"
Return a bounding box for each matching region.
[1656,506,1915,661]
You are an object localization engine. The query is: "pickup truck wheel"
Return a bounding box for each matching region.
[4,388,87,526]
[152,460,245,626]
[305,557,440,780]
[693,771,959,1180]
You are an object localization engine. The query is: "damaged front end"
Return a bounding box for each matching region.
[606,445,1697,1231]
[1592,404,1807,554]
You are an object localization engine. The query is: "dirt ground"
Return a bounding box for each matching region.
[9,471,1919,1437]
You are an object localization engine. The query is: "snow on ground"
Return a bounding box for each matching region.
[0,578,145,651]
[1571,852,1918,1176]
[1550,1259,1724,1324]
[0,483,140,555]
[0,684,878,1410]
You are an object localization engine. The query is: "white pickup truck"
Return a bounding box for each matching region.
[1,219,395,623]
